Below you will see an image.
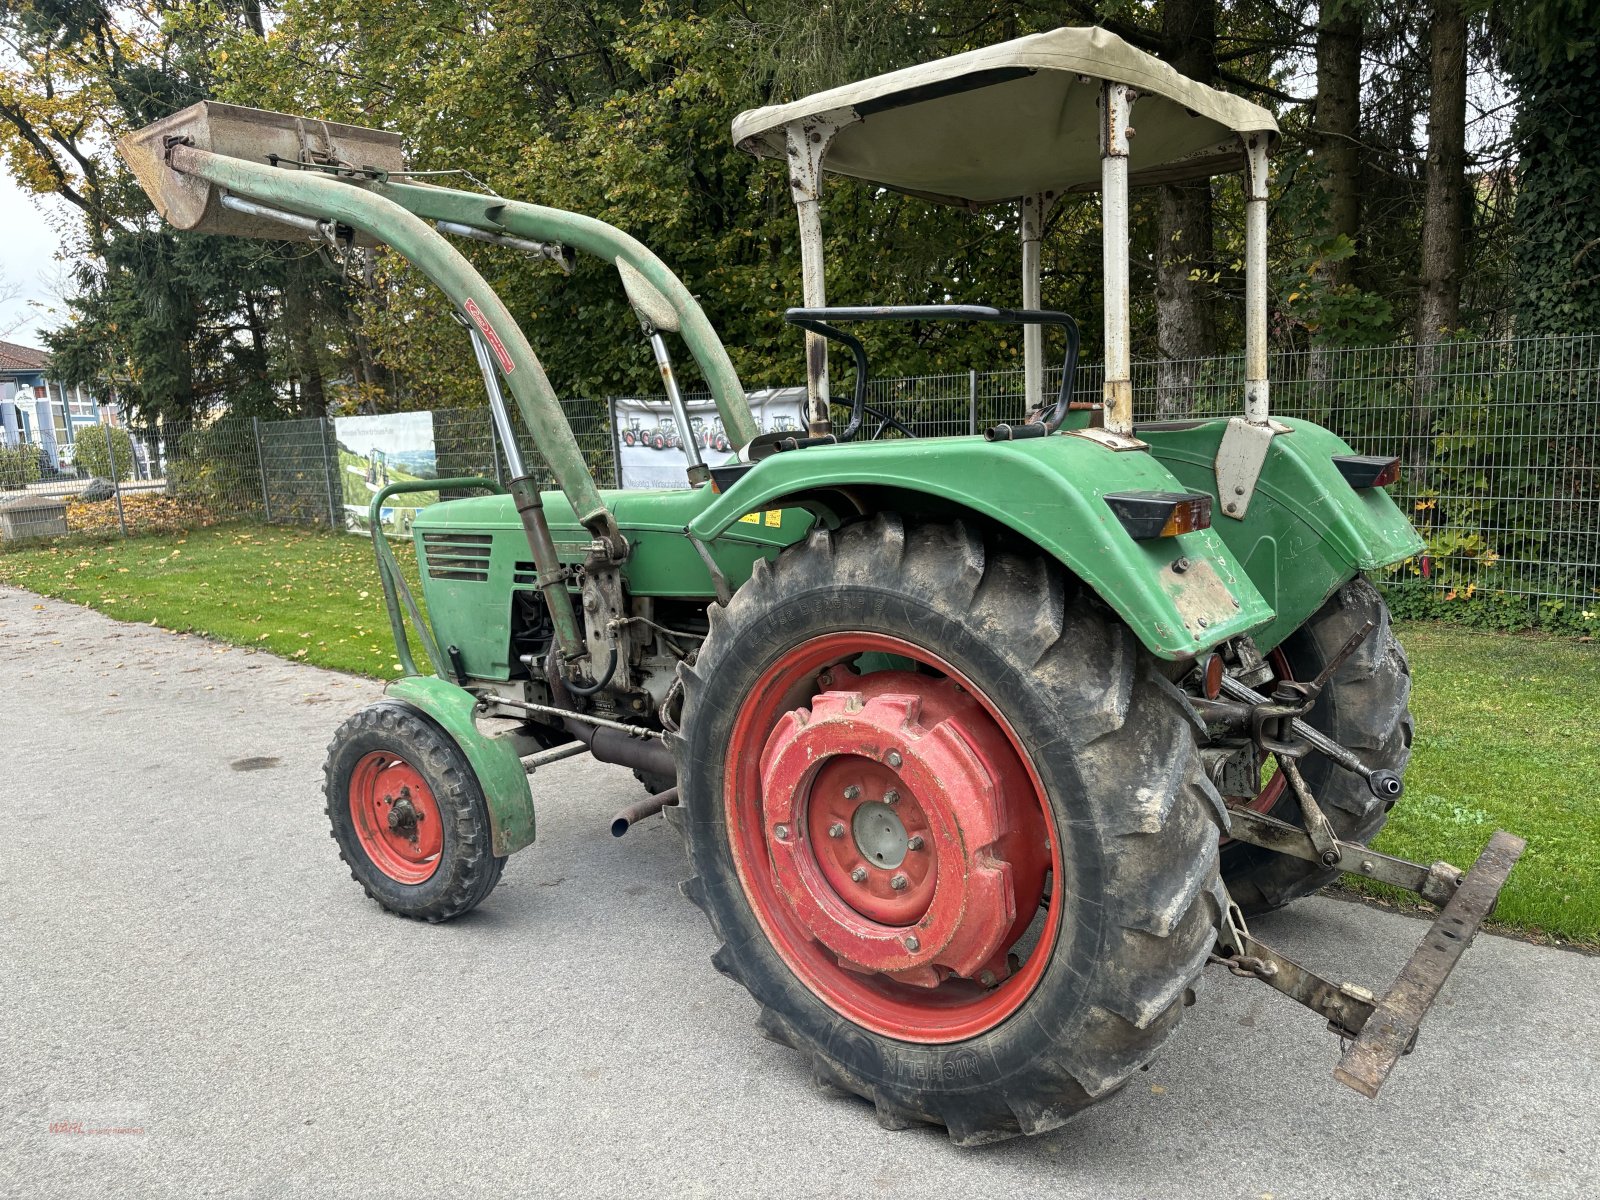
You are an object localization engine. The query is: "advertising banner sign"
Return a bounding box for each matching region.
[333,411,438,537]
[613,388,805,489]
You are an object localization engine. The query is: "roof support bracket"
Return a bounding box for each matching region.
[1216,415,1292,519]
[784,108,857,438]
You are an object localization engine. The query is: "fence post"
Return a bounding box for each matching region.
[105,425,128,538]
[323,418,340,531]
[252,416,273,523]
[607,397,622,488]
[968,370,978,435]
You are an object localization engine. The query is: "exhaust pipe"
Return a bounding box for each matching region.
[539,644,678,780]
[612,787,679,837]
[553,719,676,779]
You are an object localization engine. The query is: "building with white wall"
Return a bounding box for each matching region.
[0,340,103,469]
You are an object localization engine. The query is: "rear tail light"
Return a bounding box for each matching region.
[1332,454,1401,488]
[1103,491,1213,540]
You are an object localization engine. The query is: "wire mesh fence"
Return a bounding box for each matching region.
[2,334,1595,617]
[862,336,1600,611]
[0,416,265,539]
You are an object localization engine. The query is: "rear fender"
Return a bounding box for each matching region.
[386,674,536,856]
[1143,418,1424,650]
[687,436,1275,660]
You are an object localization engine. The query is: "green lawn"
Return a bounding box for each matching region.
[1343,623,1600,947]
[2,523,1596,945]
[0,523,425,678]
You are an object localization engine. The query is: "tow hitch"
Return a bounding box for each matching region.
[1199,623,1527,1098]
[1215,829,1524,1097]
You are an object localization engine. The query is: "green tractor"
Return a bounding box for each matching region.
[123,27,1521,1145]
[364,447,388,489]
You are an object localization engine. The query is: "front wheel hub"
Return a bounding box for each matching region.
[759,674,1037,987]
[349,752,443,885]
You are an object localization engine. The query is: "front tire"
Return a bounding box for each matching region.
[323,701,505,921]
[675,516,1227,1143]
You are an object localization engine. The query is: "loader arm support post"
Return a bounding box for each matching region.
[369,180,762,451]
[781,113,852,438]
[1242,132,1271,424]
[1020,191,1058,416]
[1212,132,1282,520]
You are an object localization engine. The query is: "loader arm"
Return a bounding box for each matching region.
[370,179,761,451]
[165,142,613,540]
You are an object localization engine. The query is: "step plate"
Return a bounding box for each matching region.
[1334,829,1526,1098]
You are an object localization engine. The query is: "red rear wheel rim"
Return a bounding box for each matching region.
[1226,647,1294,827]
[349,751,444,884]
[726,632,1061,1043]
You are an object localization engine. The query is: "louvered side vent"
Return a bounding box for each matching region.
[512,562,538,589]
[421,531,492,583]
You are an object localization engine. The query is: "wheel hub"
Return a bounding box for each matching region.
[758,669,1040,988]
[349,752,443,885]
[851,800,908,871]
[386,789,421,839]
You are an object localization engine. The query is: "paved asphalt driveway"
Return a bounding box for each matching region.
[3,586,1597,1199]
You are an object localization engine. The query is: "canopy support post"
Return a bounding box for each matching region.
[785,112,852,438]
[1214,131,1287,519]
[1241,133,1271,424]
[1090,82,1145,450]
[1021,191,1058,417]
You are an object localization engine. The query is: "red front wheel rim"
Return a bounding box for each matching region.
[726,632,1061,1043]
[349,751,444,885]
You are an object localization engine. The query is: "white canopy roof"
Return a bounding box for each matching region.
[732,26,1279,205]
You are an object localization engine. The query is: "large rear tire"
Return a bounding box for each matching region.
[1221,578,1412,914]
[674,516,1227,1144]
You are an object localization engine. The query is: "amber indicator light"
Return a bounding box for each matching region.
[1103,491,1214,540]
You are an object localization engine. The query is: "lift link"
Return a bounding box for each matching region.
[1200,612,1524,1097]
[1227,807,1463,908]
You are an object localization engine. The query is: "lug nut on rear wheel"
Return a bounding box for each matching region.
[828,822,845,839]
[851,867,868,883]
[890,873,908,891]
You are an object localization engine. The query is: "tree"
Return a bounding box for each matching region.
[71,423,134,482]
[1417,0,1470,342]
[1312,0,1363,291]
[0,1,363,423]
[1153,0,1221,411]
[1504,0,1600,333]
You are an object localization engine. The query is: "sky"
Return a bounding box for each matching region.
[0,175,71,351]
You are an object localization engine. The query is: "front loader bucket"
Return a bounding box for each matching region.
[118,100,404,245]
